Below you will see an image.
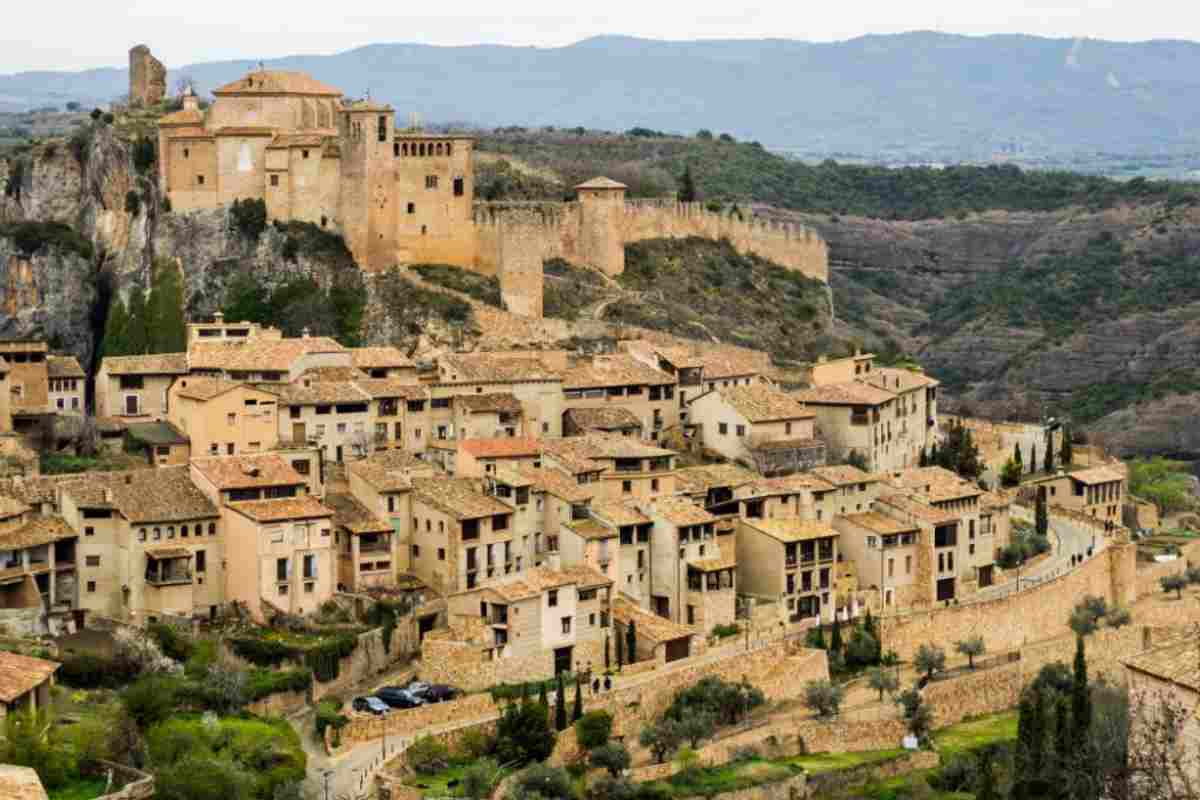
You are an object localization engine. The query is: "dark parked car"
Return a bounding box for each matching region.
[375,686,426,709]
[352,696,391,716]
[409,682,458,703]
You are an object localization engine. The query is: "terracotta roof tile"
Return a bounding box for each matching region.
[459,437,541,459]
[565,519,616,540]
[0,515,74,549]
[278,380,371,405]
[353,379,427,400]
[65,466,218,523]
[591,500,651,527]
[675,464,760,495]
[213,70,344,97]
[792,382,896,406]
[861,367,939,393]
[228,496,333,523]
[325,493,392,534]
[188,337,345,372]
[438,354,561,384]
[0,495,31,518]
[102,352,188,376]
[564,406,642,430]
[1125,637,1200,693]
[0,475,78,506]
[299,366,367,382]
[158,108,205,126]
[891,467,982,502]
[612,597,692,643]
[810,465,877,486]
[348,450,437,492]
[576,177,628,190]
[1069,465,1127,485]
[144,546,193,559]
[47,355,85,379]
[876,494,959,526]
[0,651,59,702]
[542,433,675,463]
[173,377,244,401]
[412,478,512,520]
[697,350,767,380]
[691,551,737,572]
[511,466,595,503]
[839,512,920,536]
[562,355,675,390]
[350,347,415,369]
[191,454,305,491]
[736,473,836,498]
[980,491,1012,511]
[741,517,837,543]
[648,496,716,526]
[454,393,523,413]
[708,384,814,423]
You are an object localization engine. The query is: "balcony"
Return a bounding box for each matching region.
[146,568,192,587]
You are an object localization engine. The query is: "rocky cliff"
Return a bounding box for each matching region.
[776,204,1200,456]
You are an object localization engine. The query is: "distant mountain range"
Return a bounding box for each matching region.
[6,32,1200,162]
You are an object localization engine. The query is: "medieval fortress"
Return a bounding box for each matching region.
[146,50,828,317]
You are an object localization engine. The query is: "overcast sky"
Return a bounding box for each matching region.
[4,0,1197,74]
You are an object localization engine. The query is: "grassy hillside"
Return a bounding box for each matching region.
[476,130,1199,220]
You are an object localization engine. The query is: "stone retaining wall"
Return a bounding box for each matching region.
[247,688,308,717]
[93,761,154,800]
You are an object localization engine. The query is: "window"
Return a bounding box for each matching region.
[302,149,310,159]
[548,589,558,607]
[197,175,205,185]
[437,548,445,561]
[407,202,415,214]
[181,525,189,538]
[651,478,659,492]
[226,443,235,455]
[736,425,745,437]
[561,616,571,634]
[453,177,464,196]
[622,480,632,494]
[719,422,728,435]
[425,175,439,189]
[153,528,161,540]
[270,174,279,187]
[84,526,94,537]
[86,581,96,593]
[85,555,100,567]
[292,459,310,475]
[303,554,316,579]
[208,522,217,536]
[378,115,387,142]
[276,558,289,582]
[196,550,206,573]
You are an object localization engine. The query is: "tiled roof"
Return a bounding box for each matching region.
[412,478,512,520]
[267,133,330,149]
[648,496,716,526]
[840,512,919,536]
[565,519,616,540]
[558,563,613,589]
[876,494,959,526]
[612,597,692,643]
[278,380,371,405]
[550,433,675,462]
[0,650,59,702]
[698,350,766,380]
[0,475,78,506]
[144,546,193,559]
[891,467,982,502]
[1069,465,1127,485]
[792,382,895,406]
[810,465,877,487]
[173,377,244,401]
[0,515,74,549]
[576,176,628,190]
[980,491,1012,511]
[512,466,595,503]
[691,551,737,572]
[861,367,939,394]
[1125,637,1200,693]
[158,108,206,126]
[675,464,760,495]
[564,406,642,430]
[350,346,415,369]
[354,379,427,400]
[213,70,344,96]
[459,437,541,459]
[591,500,651,527]
[711,384,814,423]
[741,517,837,543]
[228,496,333,523]
[561,355,675,389]
[125,421,189,446]
[47,355,85,378]
[299,366,366,382]
[438,354,561,384]
[454,393,523,413]
[737,473,836,498]
[102,352,188,375]
[0,495,30,518]
[191,454,305,490]
[188,337,345,371]
[66,466,218,523]
[325,493,392,534]
[349,450,435,492]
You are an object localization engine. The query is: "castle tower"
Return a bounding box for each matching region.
[576,177,628,276]
[339,100,398,271]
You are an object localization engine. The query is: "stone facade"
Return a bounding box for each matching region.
[128,46,167,108]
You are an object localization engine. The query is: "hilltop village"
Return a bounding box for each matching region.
[0,48,1197,800]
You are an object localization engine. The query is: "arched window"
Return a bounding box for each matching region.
[446,143,453,157]
[208,522,217,536]
[435,143,443,155]
[402,143,408,156]
[180,524,188,538]
[419,143,426,157]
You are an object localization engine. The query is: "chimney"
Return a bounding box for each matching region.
[302,327,311,339]
[213,311,225,324]
[182,84,199,111]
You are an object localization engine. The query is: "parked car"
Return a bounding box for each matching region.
[375,686,426,709]
[409,682,458,703]
[352,696,391,716]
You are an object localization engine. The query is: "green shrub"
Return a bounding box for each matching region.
[411,263,503,307]
[58,653,138,689]
[124,190,141,215]
[245,668,312,701]
[132,136,156,173]
[495,698,555,765]
[710,623,740,640]
[462,758,501,800]
[230,197,268,241]
[121,673,184,727]
[590,742,631,777]
[406,736,452,775]
[229,636,297,667]
[511,765,574,800]
[457,727,496,759]
[148,622,194,662]
[314,699,348,741]
[0,221,94,260]
[575,710,613,750]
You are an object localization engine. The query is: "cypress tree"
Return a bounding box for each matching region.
[554,672,567,731]
[1036,487,1049,538]
[1054,694,1072,778]
[146,258,186,354]
[616,625,625,667]
[1071,635,1091,751]
[1029,688,1048,777]
[1061,428,1073,466]
[1014,443,1023,468]
[572,675,583,722]
[918,448,927,467]
[604,634,610,671]
[930,442,940,468]
[976,748,1001,800]
[830,614,844,656]
[626,620,637,663]
[678,165,698,203]
[1029,443,1037,474]
[125,287,149,354]
[538,680,548,708]
[521,683,531,706]
[1014,690,1035,777]
[101,295,130,358]
[1044,433,1055,474]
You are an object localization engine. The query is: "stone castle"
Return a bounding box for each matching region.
[151,53,828,317]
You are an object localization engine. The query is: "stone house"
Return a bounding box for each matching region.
[449,437,542,478]
[453,394,526,439]
[809,465,883,522]
[859,367,940,470]
[168,378,280,458]
[189,335,348,383]
[737,517,839,624]
[1124,637,1200,784]
[446,564,611,676]
[350,346,417,381]
[431,354,565,440]
[59,466,222,624]
[346,449,439,573]
[0,651,58,719]
[95,353,190,421]
[125,421,191,466]
[410,477,514,594]
[0,341,51,435]
[224,496,335,619]
[541,434,676,502]
[189,453,312,506]
[612,596,696,664]
[643,496,735,631]
[0,501,77,625]
[562,406,643,438]
[560,354,678,442]
[1028,464,1128,526]
[506,466,597,568]
[832,512,922,612]
[674,464,760,509]
[590,500,655,608]
[47,355,84,414]
[560,518,619,589]
[687,383,820,471]
[276,379,372,463]
[350,379,429,453]
[324,493,396,592]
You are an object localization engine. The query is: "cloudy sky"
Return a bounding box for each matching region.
[4,0,1196,73]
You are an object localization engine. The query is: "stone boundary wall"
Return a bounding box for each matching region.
[247,688,308,717]
[881,541,1136,660]
[93,760,154,800]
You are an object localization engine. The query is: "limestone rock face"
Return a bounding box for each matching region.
[129,45,166,107]
[0,239,99,371]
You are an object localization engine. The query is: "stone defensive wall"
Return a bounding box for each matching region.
[880,539,1137,661]
[1134,537,1200,598]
